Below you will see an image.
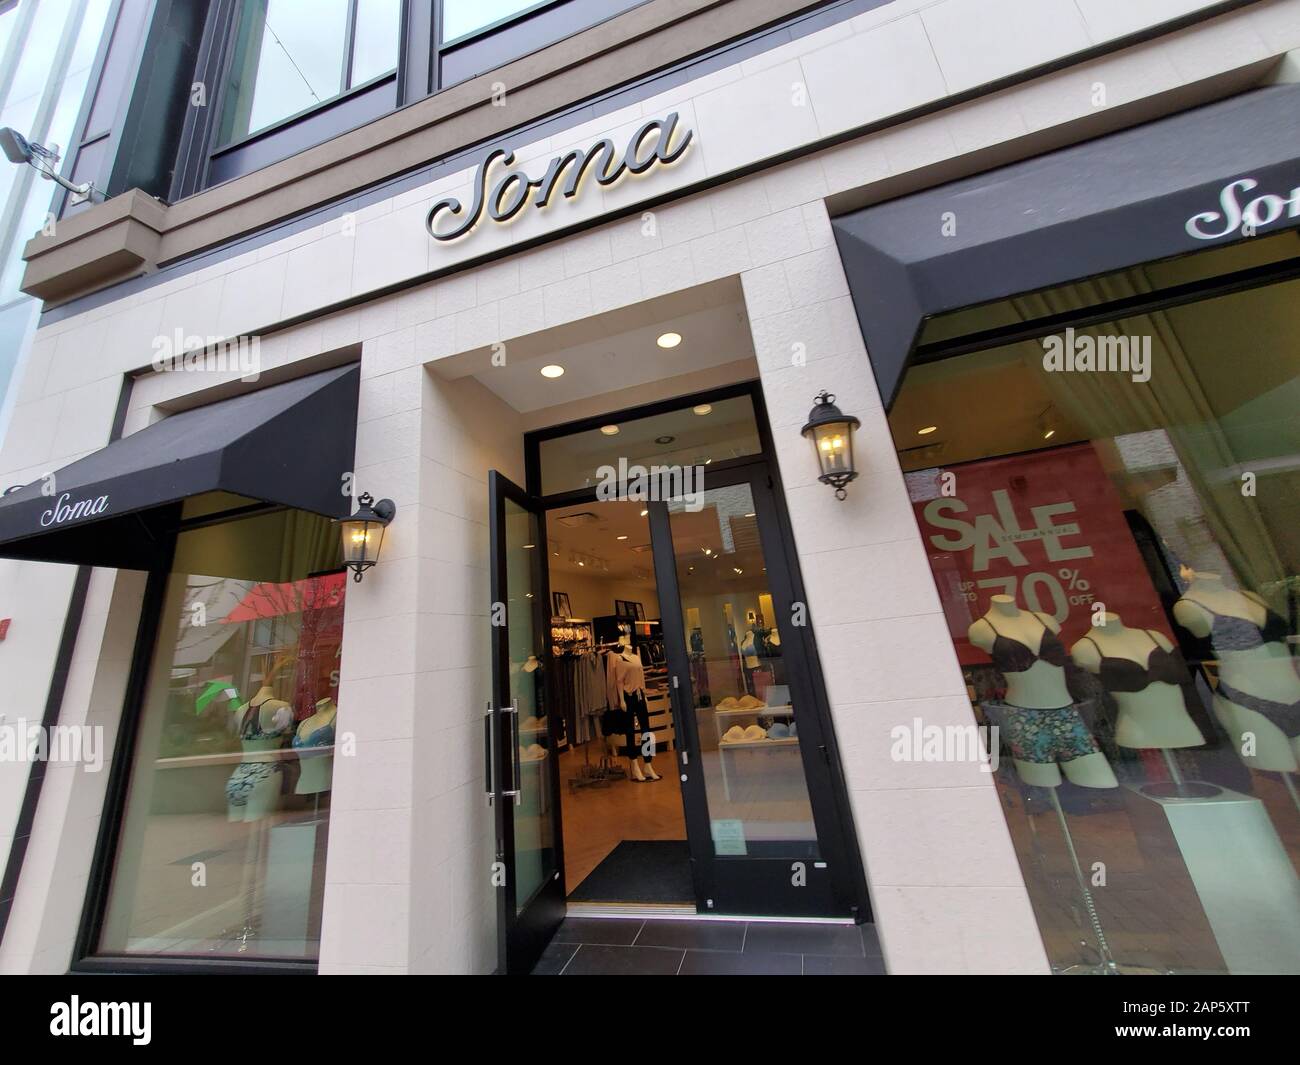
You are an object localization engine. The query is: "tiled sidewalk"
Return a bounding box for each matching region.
[534,917,886,975]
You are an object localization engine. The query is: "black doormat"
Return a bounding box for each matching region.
[569,840,693,904]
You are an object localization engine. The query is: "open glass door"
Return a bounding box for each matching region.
[651,463,857,917]
[488,471,566,974]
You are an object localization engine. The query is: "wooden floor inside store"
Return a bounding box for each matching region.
[558,744,688,891]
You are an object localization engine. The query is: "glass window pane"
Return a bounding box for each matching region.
[668,482,820,858]
[442,0,539,42]
[504,497,555,911]
[890,270,1300,974]
[99,508,345,960]
[538,395,763,496]
[349,0,400,86]
[219,0,350,143]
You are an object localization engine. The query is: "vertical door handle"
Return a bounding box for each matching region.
[483,701,496,805]
[503,699,522,804]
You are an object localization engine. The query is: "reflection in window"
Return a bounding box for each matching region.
[442,0,540,42]
[100,507,345,960]
[891,272,1300,974]
[218,0,399,143]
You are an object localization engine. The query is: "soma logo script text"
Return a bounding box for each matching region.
[427,112,692,242]
[41,491,109,528]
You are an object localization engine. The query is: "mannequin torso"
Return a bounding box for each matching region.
[970,596,1116,789]
[1070,614,1204,749]
[968,597,1070,709]
[1174,574,1300,768]
[294,698,337,796]
[227,686,293,822]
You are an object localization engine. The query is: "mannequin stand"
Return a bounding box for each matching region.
[1042,789,1169,975]
[1047,788,1121,976]
[1139,749,1221,800]
[568,736,625,791]
[221,818,268,952]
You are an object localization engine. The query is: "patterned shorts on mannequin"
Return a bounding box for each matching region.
[993,703,1100,764]
[226,762,281,809]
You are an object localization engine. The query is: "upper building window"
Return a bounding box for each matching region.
[217,0,400,145]
[442,0,548,43]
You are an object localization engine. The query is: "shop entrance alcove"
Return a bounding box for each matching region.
[437,280,868,973]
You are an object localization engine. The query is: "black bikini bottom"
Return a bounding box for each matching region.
[1216,681,1300,738]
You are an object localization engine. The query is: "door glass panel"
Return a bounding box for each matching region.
[667,482,820,858]
[504,497,555,911]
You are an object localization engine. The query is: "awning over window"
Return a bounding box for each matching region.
[832,84,1300,407]
[0,364,360,569]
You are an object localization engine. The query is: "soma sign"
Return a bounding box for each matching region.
[40,491,109,528]
[426,112,692,242]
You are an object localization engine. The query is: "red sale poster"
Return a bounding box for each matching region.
[906,442,1171,666]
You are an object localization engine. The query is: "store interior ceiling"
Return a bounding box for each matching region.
[889,346,1086,472]
[434,278,758,417]
[548,500,655,582]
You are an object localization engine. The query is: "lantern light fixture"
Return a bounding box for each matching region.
[336,492,397,582]
[801,391,861,501]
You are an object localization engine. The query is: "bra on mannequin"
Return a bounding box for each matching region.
[1080,630,1189,692]
[1181,597,1291,652]
[977,612,1069,673]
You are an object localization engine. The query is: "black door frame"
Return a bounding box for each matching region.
[488,470,567,975]
[647,459,855,916]
[522,380,871,923]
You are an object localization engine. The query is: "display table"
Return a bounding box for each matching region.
[1125,783,1300,974]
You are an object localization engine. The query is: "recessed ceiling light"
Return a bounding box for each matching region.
[917,425,938,435]
[540,364,565,378]
[600,424,620,436]
[1042,428,1056,440]
[616,535,628,541]
[657,331,682,349]
[655,435,675,445]
[744,512,755,518]
[693,404,712,415]
[522,543,535,549]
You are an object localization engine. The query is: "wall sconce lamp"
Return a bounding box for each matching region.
[336,492,396,582]
[802,391,861,501]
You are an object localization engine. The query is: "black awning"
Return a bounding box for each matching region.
[832,84,1300,406]
[0,364,360,569]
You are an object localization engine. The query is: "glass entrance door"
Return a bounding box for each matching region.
[650,463,858,917]
[488,471,565,974]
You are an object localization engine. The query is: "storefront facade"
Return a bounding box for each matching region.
[0,0,1298,975]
